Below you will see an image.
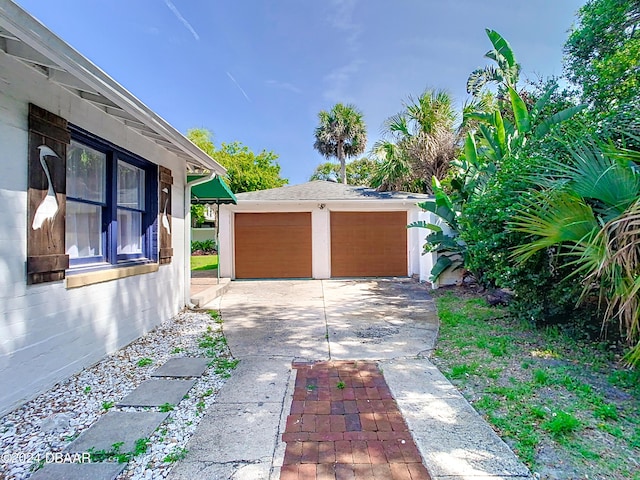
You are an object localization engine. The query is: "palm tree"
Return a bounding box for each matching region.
[372,89,459,193]
[510,136,640,364]
[370,141,415,192]
[314,103,367,185]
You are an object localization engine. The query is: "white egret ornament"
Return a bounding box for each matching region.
[161,187,171,235]
[32,145,60,230]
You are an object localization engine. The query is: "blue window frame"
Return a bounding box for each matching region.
[65,126,158,270]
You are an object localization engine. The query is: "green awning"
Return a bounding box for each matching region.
[188,175,237,205]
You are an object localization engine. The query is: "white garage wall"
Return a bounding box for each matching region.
[0,51,188,415]
[311,209,331,279]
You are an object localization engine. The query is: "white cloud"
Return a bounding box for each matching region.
[322,0,364,102]
[322,60,362,103]
[265,80,302,94]
[326,0,362,55]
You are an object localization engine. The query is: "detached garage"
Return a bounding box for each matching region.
[218,181,442,282]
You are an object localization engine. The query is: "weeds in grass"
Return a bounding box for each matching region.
[543,410,581,438]
[198,324,237,379]
[163,447,188,463]
[62,433,79,442]
[88,438,148,463]
[608,369,640,395]
[533,368,550,385]
[433,290,640,479]
[208,310,223,324]
[450,362,479,379]
[593,403,619,421]
[29,458,45,472]
[199,328,228,357]
[207,358,239,378]
[136,358,153,367]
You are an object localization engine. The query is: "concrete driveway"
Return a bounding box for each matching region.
[220,278,440,360]
[168,279,532,480]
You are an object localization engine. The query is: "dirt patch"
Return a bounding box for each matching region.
[354,325,400,343]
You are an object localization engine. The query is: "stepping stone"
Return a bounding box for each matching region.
[151,357,209,377]
[65,411,168,453]
[118,379,196,407]
[30,462,125,480]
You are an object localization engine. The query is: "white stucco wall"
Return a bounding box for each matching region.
[0,51,188,415]
[218,200,430,280]
[191,227,217,243]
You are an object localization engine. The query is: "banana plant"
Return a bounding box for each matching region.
[467,29,520,96]
[408,177,466,281]
[422,29,586,283]
[464,84,586,165]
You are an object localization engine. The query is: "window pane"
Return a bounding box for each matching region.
[66,200,102,259]
[118,161,145,210]
[117,209,142,254]
[67,140,106,203]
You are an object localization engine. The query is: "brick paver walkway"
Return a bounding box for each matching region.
[280,361,431,480]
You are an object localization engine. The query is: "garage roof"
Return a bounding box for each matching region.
[235,181,431,202]
[0,0,225,174]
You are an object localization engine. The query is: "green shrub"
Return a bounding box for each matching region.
[461,158,576,320]
[191,239,216,254]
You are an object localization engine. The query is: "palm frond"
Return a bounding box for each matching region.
[466,66,502,96]
[566,140,640,218]
[509,191,600,262]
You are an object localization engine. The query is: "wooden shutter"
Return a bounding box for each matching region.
[26,104,70,284]
[159,166,173,264]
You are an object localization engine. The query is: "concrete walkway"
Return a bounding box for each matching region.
[168,279,532,480]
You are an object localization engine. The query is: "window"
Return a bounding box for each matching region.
[65,127,158,269]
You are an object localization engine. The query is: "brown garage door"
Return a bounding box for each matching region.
[331,211,407,277]
[234,212,312,279]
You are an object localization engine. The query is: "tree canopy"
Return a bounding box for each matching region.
[309,157,378,186]
[313,103,367,184]
[187,128,288,193]
[564,0,640,111]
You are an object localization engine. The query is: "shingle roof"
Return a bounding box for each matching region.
[235,181,432,201]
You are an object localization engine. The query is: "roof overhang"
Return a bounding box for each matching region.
[0,0,225,174]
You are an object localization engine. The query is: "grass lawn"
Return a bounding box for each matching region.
[190,254,218,271]
[432,288,640,480]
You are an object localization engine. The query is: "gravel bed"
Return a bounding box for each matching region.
[0,309,234,480]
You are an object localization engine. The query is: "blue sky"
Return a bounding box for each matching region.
[17,0,584,185]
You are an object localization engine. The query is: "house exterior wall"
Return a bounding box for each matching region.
[218,200,430,280]
[191,227,217,243]
[0,51,188,415]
